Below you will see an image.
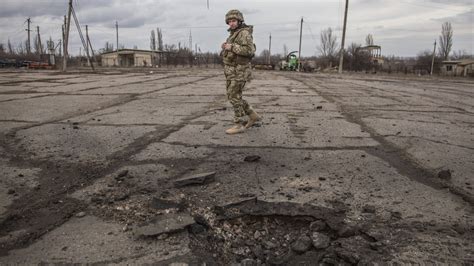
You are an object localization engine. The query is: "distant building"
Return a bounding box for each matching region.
[440,59,474,77]
[101,49,167,67]
[358,45,384,65]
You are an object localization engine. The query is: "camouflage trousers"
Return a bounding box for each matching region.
[226,80,253,123]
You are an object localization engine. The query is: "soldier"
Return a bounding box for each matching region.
[221,9,260,135]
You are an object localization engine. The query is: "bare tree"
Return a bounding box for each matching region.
[104,41,114,52]
[157,28,163,51]
[365,34,374,46]
[348,42,361,56]
[260,49,270,59]
[17,41,26,55]
[318,27,338,58]
[0,43,5,54]
[283,44,288,57]
[150,29,156,50]
[452,49,471,60]
[438,22,453,60]
[7,39,14,54]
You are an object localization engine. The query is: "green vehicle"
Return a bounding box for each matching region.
[279,51,299,71]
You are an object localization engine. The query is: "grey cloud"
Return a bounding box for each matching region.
[434,8,474,23]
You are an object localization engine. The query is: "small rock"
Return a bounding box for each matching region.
[438,169,452,180]
[254,230,262,239]
[117,169,129,178]
[362,205,376,214]
[264,241,278,249]
[309,220,326,232]
[189,224,206,234]
[316,106,323,110]
[193,214,210,228]
[76,211,86,218]
[318,177,326,181]
[244,155,261,162]
[311,232,330,249]
[291,235,312,254]
[369,241,384,250]
[157,233,168,240]
[240,258,259,266]
[114,193,129,201]
[61,246,68,251]
[337,224,359,237]
[7,189,15,195]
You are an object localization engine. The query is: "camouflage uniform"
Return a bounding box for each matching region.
[221,11,256,124]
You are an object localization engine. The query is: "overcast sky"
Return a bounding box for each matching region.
[1,0,472,57]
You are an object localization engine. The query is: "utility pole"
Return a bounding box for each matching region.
[86,25,90,66]
[338,0,349,74]
[26,18,31,54]
[36,26,43,55]
[115,21,119,51]
[298,17,303,71]
[430,39,437,76]
[62,16,66,61]
[268,33,272,65]
[63,0,72,72]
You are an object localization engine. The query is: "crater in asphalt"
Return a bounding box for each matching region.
[188,198,390,265]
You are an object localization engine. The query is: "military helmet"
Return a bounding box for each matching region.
[225,9,244,24]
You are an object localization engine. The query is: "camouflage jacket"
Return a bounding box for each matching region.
[222,24,256,66]
[222,24,256,81]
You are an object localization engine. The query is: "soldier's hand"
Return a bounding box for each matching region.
[221,42,227,49]
[224,43,233,51]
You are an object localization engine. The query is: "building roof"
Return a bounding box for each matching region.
[359,45,381,50]
[101,48,169,55]
[442,59,474,66]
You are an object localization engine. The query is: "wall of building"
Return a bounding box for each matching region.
[101,52,155,67]
[101,54,118,67]
[133,53,152,67]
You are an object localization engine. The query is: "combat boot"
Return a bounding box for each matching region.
[245,111,261,128]
[225,124,245,134]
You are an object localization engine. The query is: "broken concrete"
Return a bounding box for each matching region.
[134,213,195,237]
[174,172,216,188]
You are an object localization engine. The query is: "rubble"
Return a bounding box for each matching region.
[134,213,195,237]
[311,232,330,249]
[150,197,184,211]
[291,234,312,254]
[173,172,216,188]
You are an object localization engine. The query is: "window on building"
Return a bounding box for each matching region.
[446,65,453,71]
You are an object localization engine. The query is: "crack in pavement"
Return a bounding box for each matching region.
[3,74,219,135]
[0,74,221,254]
[287,74,474,205]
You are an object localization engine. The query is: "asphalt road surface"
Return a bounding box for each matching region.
[0,68,472,264]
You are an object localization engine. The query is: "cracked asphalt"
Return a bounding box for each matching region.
[0,68,472,264]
